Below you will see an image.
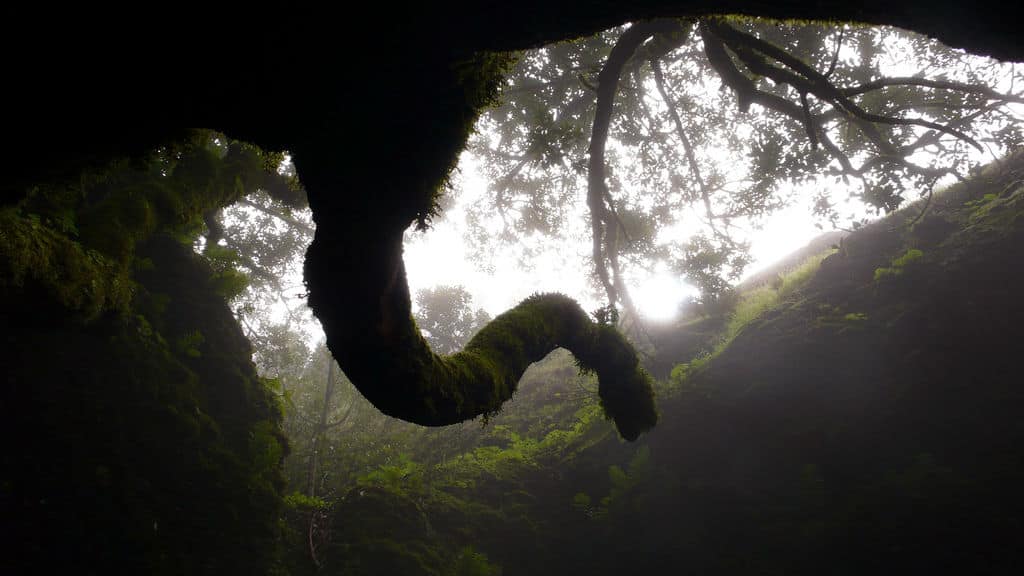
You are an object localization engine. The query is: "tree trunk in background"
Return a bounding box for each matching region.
[306,353,336,566]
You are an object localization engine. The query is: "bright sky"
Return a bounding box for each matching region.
[404,153,858,321]
[402,27,1022,322]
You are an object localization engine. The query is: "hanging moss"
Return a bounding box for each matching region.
[409,50,517,228]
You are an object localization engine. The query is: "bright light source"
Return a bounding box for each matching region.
[632,271,697,321]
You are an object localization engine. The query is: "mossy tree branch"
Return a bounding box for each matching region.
[305,227,656,441]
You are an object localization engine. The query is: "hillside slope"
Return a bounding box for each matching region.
[628,153,1024,574]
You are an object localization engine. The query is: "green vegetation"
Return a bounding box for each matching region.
[0,208,133,320]
[4,12,1024,576]
[449,546,502,576]
[874,248,924,282]
[2,131,297,573]
[344,291,656,441]
[669,250,832,390]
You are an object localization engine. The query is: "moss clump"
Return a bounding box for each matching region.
[874,248,924,282]
[0,209,133,320]
[4,236,287,573]
[341,290,655,441]
[2,131,292,322]
[1,132,293,573]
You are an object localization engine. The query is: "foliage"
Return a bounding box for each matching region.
[5,235,288,573]
[273,155,1024,574]
[466,17,1023,311]
[283,491,329,510]
[357,453,425,495]
[1,131,297,573]
[212,187,314,340]
[415,285,492,354]
[448,546,503,576]
[0,208,133,320]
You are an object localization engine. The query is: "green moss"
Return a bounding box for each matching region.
[3,132,292,572]
[448,546,502,576]
[414,51,517,228]
[669,250,831,391]
[0,208,133,319]
[2,130,287,323]
[874,248,924,282]
[353,292,655,440]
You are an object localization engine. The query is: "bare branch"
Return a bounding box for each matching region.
[705,19,984,151]
[651,58,727,238]
[824,28,844,79]
[588,20,680,307]
[800,91,819,149]
[842,77,1024,104]
[236,198,315,236]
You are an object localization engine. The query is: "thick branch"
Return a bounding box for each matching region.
[305,227,656,441]
[588,20,681,307]
[704,19,984,151]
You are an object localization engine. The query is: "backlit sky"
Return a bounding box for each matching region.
[404,153,871,321]
[256,27,1021,336]
[403,30,1022,322]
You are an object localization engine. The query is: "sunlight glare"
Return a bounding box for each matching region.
[632,270,697,320]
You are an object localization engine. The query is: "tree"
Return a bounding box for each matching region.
[415,285,492,355]
[468,17,1024,315]
[196,138,314,344]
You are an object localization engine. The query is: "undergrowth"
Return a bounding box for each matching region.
[669,250,833,391]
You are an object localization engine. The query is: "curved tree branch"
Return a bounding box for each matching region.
[704,19,985,151]
[305,227,656,441]
[699,22,954,187]
[588,19,682,308]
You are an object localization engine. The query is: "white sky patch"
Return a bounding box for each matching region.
[402,27,1024,325]
[405,153,864,322]
[405,154,595,315]
[630,264,699,320]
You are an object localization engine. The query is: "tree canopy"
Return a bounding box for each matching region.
[415,285,493,355]
[467,17,1024,317]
